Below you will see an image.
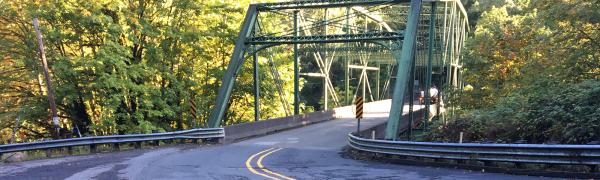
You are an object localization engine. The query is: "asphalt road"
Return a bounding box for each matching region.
[0,101,550,180]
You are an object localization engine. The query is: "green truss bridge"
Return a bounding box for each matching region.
[207,0,469,140]
[4,1,600,179]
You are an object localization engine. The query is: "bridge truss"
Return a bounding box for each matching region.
[208,0,468,140]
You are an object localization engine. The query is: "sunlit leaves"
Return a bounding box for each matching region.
[0,0,297,142]
[430,0,600,144]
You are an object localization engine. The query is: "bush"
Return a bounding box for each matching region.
[426,80,600,144]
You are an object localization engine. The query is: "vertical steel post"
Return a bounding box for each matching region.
[376,62,380,100]
[385,0,422,140]
[376,25,382,101]
[253,50,260,122]
[407,52,415,141]
[323,9,328,110]
[362,16,367,103]
[345,7,350,105]
[362,72,366,105]
[425,2,436,130]
[293,10,300,115]
[33,18,60,139]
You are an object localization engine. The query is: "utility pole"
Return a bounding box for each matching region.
[33,18,60,139]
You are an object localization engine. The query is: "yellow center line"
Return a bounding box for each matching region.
[257,148,296,180]
[245,148,279,180]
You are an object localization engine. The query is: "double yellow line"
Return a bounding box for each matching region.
[245,148,295,180]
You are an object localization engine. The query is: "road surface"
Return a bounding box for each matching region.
[0,101,549,180]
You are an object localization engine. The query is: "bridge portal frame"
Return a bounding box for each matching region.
[207,0,468,141]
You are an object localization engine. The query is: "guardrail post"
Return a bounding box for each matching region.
[482,160,495,167]
[192,139,199,144]
[113,143,120,151]
[67,146,74,155]
[45,149,52,158]
[134,142,142,149]
[153,140,160,146]
[589,165,599,173]
[515,162,526,169]
[90,144,97,153]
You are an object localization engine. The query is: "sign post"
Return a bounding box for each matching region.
[355,96,363,134]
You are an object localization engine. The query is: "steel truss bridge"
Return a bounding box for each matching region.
[208,0,469,140]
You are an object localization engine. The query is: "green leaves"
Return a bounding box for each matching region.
[1,0,297,142]
[428,0,600,144]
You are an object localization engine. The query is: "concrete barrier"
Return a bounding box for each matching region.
[358,108,426,139]
[224,111,335,142]
[223,100,419,142]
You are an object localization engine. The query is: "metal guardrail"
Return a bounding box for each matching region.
[0,128,224,155]
[348,133,600,165]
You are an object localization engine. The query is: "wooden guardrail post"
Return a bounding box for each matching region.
[45,149,52,158]
[590,165,599,173]
[482,160,495,167]
[134,142,142,149]
[90,144,97,153]
[112,143,120,151]
[67,146,74,155]
[515,162,526,169]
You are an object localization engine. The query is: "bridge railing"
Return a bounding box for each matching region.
[0,128,224,157]
[348,133,600,166]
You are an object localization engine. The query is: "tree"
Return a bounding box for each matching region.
[0,0,299,143]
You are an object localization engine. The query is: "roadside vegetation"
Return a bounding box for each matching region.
[426,0,600,144]
[0,0,371,143]
[0,0,301,143]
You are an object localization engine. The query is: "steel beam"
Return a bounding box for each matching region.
[299,46,389,52]
[207,5,258,128]
[351,6,393,32]
[407,44,416,140]
[424,2,436,127]
[293,10,300,115]
[247,31,403,45]
[300,73,326,77]
[256,0,411,10]
[323,9,329,111]
[385,0,422,140]
[253,51,260,122]
[348,65,380,71]
[376,62,380,100]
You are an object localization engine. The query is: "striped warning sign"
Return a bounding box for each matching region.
[190,99,197,119]
[355,96,363,119]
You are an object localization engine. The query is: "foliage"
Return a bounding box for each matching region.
[427,0,600,144]
[428,80,600,144]
[0,0,299,143]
